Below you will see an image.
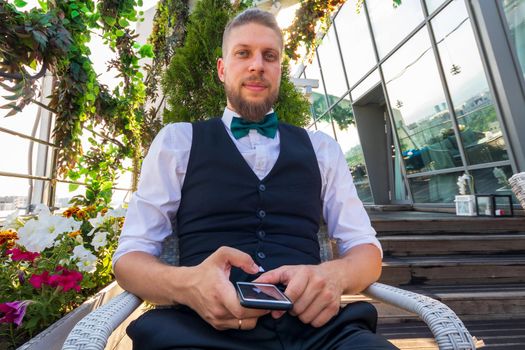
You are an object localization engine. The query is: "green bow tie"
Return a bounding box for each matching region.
[230,112,278,139]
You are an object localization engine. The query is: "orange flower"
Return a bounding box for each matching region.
[100,208,108,216]
[63,207,80,218]
[0,229,18,249]
[68,230,81,238]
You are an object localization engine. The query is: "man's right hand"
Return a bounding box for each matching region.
[178,246,270,330]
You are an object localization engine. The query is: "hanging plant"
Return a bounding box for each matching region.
[0,0,155,207]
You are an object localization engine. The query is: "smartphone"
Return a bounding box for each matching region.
[236,282,293,310]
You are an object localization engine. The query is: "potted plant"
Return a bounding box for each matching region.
[0,204,125,349]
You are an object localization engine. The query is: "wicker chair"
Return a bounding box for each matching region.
[63,231,479,350]
[510,172,525,210]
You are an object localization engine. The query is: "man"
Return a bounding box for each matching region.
[113,8,398,350]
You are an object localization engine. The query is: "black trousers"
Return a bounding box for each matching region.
[127,301,399,350]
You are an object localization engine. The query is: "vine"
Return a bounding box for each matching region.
[0,0,154,207]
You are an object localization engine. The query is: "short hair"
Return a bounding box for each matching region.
[222,8,283,56]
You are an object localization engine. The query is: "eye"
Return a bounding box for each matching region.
[235,50,249,58]
[264,51,278,61]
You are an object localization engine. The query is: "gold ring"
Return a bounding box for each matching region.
[238,319,243,330]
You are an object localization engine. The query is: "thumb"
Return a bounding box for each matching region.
[214,246,260,274]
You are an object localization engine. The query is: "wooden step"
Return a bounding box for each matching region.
[345,284,525,323]
[370,211,525,235]
[417,283,525,321]
[380,255,525,285]
[378,319,525,350]
[380,234,525,256]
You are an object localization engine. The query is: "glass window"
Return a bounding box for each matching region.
[304,53,328,117]
[332,103,374,203]
[0,131,46,175]
[367,0,425,58]
[471,165,515,198]
[502,0,525,81]
[317,27,348,100]
[329,94,354,131]
[0,176,30,218]
[383,28,461,175]
[54,181,87,209]
[351,69,380,101]
[314,116,336,139]
[409,171,463,203]
[335,2,377,86]
[425,0,447,14]
[432,0,509,166]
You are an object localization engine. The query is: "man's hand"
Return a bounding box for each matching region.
[179,246,270,330]
[254,264,343,328]
[253,244,383,328]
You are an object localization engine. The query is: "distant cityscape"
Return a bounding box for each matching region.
[0,195,74,217]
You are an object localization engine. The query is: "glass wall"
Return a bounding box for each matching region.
[302,0,517,205]
[432,0,509,166]
[317,26,348,101]
[367,0,425,58]
[304,54,328,118]
[502,0,525,81]
[335,3,377,87]
[383,28,461,176]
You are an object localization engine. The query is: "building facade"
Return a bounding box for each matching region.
[300,0,525,209]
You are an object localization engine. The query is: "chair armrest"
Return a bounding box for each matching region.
[362,282,477,350]
[62,291,142,350]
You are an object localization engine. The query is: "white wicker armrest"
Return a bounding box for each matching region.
[62,291,142,350]
[363,282,477,350]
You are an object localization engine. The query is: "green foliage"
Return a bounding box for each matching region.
[1,0,154,203]
[162,0,233,123]
[163,0,310,126]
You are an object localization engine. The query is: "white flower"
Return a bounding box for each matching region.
[72,245,97,273]
[106,206,126,219]
[33,203,51,216]
[3,210,21,229]
[91,231,108,251]
[17,211,82,253]
[88,213,106,229]
[17,218,58,253]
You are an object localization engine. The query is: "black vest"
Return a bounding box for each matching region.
[176,118,322,282]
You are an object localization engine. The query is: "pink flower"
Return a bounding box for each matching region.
[48,267,83,292]
[29,271,50,289]
[7,248,40,262]
[0,301,30,327]
[29,267,83,292]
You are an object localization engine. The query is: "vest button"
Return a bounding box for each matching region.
[257,230,266,239]
[258,184,266,192]
[257,251,266,259]
[257,210,266,218]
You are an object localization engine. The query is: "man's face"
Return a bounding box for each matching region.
[218,23,282,122]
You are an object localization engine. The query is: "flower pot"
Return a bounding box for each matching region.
[17,281,123,350]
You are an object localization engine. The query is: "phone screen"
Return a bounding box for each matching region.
[237,282,289,302]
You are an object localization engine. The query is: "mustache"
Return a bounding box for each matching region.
[242,76,270,87]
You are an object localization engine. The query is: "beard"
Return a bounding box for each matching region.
[225,75,279,122]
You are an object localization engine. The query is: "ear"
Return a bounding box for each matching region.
[217,57,225,83]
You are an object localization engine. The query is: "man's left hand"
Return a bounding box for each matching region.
[253,264,343,328]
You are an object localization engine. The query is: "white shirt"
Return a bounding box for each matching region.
[113,108,381,266]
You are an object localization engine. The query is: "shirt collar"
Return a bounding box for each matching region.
[221,107,274,131]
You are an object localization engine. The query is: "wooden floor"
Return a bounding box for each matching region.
[378,316,525,349]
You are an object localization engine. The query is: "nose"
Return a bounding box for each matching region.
[249,52,265,73]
